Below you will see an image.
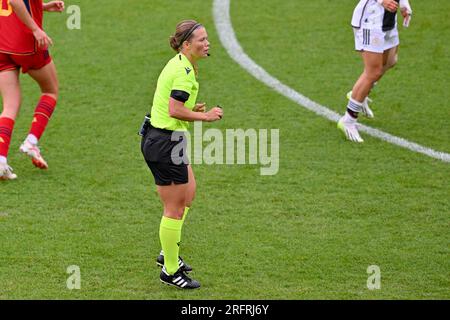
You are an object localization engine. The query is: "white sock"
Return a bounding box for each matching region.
[0,156,7,164]
[343,111,357,123]
[348,98,363,112]
[26,134,38,145]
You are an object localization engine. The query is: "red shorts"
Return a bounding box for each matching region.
[0,50,52,74]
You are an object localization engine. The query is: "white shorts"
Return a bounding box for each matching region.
[353,27,399,53]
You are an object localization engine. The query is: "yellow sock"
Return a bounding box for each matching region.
[159,216,183,275]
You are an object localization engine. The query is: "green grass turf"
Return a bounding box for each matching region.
[0,0,448,299]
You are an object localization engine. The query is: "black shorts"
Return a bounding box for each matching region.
[141,126,189,186]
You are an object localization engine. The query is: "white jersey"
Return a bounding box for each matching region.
[351,0,398,31]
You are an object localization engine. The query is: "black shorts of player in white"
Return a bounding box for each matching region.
[141,125,189,186]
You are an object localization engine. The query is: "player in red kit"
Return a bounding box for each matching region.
[0,0,64,180]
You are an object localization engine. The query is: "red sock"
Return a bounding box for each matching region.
[0,117,15,158]
[29,95,57,140]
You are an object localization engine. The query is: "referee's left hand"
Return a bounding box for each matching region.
[193,103,206,113]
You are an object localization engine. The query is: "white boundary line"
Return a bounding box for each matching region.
[213,0,450,163]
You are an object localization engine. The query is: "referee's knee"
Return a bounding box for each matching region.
[164,207,185,220]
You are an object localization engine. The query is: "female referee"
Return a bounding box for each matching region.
[141,20,223,289]
[0,0,64,180]
[338,0,412,142]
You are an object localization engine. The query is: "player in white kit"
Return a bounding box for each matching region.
[338,0,413,142]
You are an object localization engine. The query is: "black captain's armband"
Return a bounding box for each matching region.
[171,90,190,103]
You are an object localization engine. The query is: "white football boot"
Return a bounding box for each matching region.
[19,140,48,169]
[337,115,364,143]
[0,162,17,180]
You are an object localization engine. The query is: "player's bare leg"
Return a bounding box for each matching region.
[0,69,21,180]
[339,51,384,142]
[348,45,399,118]
[20,61,59,169]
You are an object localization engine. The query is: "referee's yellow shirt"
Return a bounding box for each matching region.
[150,53,199,131]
